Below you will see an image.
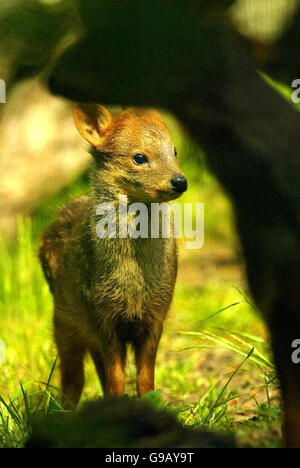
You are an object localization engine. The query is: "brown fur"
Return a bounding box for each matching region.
[39,105,186,408]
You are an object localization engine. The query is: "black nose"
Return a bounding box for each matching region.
[171,174,188,193]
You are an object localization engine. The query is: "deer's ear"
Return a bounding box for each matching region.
[73,104,112,146]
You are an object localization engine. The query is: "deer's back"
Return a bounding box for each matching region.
[39,195,92,295]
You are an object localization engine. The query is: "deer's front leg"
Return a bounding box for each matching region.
[103,339,127,397]
[134,324,163,397]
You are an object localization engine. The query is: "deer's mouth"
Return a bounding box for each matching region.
[156,190,183,202]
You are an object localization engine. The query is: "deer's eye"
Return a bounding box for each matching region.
[174,147,177,158]
[133,153,148,165]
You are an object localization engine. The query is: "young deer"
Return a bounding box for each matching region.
[39,104,187,408]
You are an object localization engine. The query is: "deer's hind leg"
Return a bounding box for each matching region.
[54,315,86,409]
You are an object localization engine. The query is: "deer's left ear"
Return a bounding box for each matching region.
[73,104,112,147]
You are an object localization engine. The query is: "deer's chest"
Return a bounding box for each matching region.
[92,237,177,318]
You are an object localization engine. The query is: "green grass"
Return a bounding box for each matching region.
[0,126,282,448]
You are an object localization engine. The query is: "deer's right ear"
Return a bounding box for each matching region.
[73,104,112,147]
